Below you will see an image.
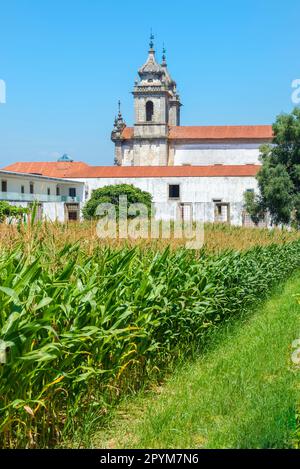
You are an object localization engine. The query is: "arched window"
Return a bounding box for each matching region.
[146,101,154,122]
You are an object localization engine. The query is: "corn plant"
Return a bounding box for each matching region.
[1,236,300,447]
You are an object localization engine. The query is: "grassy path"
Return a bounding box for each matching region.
[93,274,300,449]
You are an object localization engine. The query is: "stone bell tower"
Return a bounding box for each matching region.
[111,34,181,166]
[132,35,181,165]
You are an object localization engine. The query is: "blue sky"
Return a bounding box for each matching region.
[0,0,299,167]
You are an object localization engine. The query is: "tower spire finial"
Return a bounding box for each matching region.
[149,29,154,50]
[162,43,166,65]
[112,99,125,134]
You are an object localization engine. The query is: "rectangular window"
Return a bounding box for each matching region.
[56,186,60,196]
[68,211,78,221]
[1,180,7,192]
[69,188,76,198]
[168,184,180,199]
[30,182,34,194]
[47,188,50,196]
[21,185,25,194]
[246,188,254,193]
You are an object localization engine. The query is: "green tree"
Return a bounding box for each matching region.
[244,107,300,226]
[243,191,264,226]
[82,184,153,220]
[0,201,28,223]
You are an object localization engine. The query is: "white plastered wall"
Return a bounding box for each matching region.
[173,143,262,166]
[75,176,258,226]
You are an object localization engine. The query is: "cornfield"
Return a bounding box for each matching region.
[0,220,299,254]
[1,222,300,447]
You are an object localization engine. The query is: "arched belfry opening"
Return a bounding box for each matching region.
[146,100,154,122]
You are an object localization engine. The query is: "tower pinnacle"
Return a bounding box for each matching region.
[111,100,125,140]
[162,44,167,66]
[111,100,126,166]
[149,30,154,50]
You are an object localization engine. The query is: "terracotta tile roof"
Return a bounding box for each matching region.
[169,125,273,140]
[3,163,260,179]
[0,169,83,183]
[3,161,90,178]
[121,127,134,139]
[2,162,260,179]
[121,125,273,141]
[66,164,261,179]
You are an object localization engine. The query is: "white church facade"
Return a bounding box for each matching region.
[2,36,273,226]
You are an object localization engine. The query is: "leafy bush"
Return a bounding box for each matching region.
[0,201,28,223]
[1,239,300,447]
[82,184,153,219]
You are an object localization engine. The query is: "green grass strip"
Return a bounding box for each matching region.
[96,274,300,449]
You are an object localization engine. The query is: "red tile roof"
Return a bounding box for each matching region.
[2,163,260,179]
[168,125,273,140]
[3,161,90,178]
[121,127,134,139]
[60,164,261,179]
[74,165,260,178]
[121,125,273,141]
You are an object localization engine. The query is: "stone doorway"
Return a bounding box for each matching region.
[214,202,230,223]
[65,203,80,222]
[179,203,193,222]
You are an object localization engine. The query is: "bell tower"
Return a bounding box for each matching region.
[111,34,181,166]
[132,34,181,165]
